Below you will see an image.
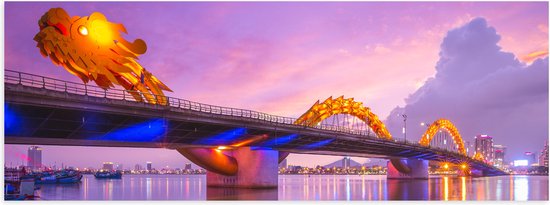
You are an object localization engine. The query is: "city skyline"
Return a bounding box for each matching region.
[4,2,549,168]
[5,140,548,171]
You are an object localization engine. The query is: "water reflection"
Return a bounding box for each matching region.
[514,176,529,201]
[361,175,365,200]
[509,176,514,200]
[36,182,81,200]
[332,176,337,199]
[496,178,502,200]
[83,176,88,200]
[207,187,277,200]
[386,179,429,200]
[345,176,350,200]
[461,177,466,201]
[146,178,152,200]
[35,174,547,201]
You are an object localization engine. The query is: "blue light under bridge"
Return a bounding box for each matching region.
[256,134,299,148]
[4,103,22,135]
[193,128,247,146]
[90,118,167,142]
[299,138,335,150]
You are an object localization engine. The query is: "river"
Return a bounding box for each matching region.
[35,174,548,200]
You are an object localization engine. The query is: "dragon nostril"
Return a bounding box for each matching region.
[48,22,69,36]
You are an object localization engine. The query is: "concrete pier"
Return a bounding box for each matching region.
[207,147,278,188]
[387,158,429,179]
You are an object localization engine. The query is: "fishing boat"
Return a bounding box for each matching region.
[55,170,83,183]
[35,173,57,184]
[33,169,82,184]
[94,170,122,179]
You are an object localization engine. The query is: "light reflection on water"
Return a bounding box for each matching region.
[345,176,350,201]
[461,176,466,201]
[35,174,548,200]
[146,177,151,200]
[514,176,529,201]
[443,176,449,201]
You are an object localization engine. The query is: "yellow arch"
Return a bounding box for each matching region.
[294,96,392,140]
[418,119,466,155]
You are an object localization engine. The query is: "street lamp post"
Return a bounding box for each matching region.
[399,114,407,143]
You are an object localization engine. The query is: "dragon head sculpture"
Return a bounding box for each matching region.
[34,8,172,104]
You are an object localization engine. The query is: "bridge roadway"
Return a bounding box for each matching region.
[4,70,506,176]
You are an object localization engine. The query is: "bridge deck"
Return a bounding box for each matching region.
[4,70,506,176]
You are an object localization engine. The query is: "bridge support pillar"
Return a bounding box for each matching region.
[387,158,429,179]
[207,147,278,188]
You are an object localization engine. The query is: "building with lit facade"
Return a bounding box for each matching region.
[342,157,351,169]
[102,162,114,170]
[525,152,537,166]
[539,141,549,167]
[115,163,123,171]
[493,145,506,168]
[135,164,142,171]
[475,135,494,163]
[27,146,42,171]
[465,141,475,157]
[147,161,152,171]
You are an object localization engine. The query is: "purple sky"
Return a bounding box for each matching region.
[4,2,548,169]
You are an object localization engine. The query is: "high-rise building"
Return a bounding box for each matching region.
[184,163,192,170]
[102,162,114,170]
[115,163,123,171]
[279,158,287,169]
[342,157,351,169]
[27,146,42,170]
[539,141,549,167]
[135,164,142,171]
[493,145,506,168]
[475,135,494,163]
[525,152,537,166]
[464,141,477,157]
[146,162,152,171]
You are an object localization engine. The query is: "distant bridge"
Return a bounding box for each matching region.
[4,70,506,178]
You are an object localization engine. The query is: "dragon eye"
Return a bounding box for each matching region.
[78,26,88,36]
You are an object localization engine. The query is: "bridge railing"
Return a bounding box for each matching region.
[6,70,499,167]
[4,70,477,153]
[5,69,379,138]
[5,70,502,169]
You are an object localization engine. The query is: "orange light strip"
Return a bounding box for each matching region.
[212,134,269,151]
[231,134,268,147]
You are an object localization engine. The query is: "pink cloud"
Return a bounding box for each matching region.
[4,2,548,167]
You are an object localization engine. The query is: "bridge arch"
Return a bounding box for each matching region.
[294,96,392,140]
[473,152,485,161]
[418,119,466,155]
